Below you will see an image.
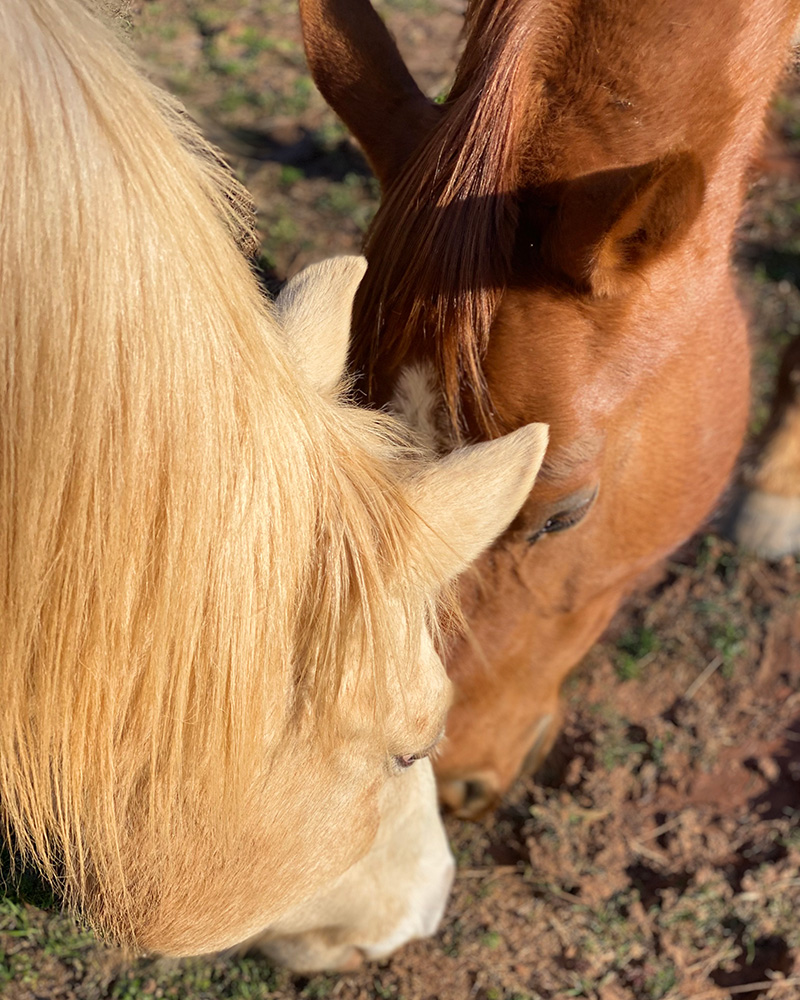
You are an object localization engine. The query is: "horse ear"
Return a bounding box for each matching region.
[276,256,367,393]
[298,0,440,186]
[410,423,549,584]
[542,152,705,297]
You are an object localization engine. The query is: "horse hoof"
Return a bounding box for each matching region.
[730,489,800,559]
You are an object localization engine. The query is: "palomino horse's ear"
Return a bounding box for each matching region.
[410,423,549,584]
[542,152,706,297]
[298,0,440,186]
[276,256,367,393]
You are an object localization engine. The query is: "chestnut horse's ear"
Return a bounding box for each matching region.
[542,152,706,297]
[298,0,440,186]
[410,423,549,584]
[276,256,367,393]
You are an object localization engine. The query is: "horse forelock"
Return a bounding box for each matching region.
[0,0,431,946]
[350,0,552,439]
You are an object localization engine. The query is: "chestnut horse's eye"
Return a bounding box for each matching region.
[527,490,597,545]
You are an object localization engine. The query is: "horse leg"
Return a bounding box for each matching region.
[732,334,800,558]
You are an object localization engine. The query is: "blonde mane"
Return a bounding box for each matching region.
[0,0,431,944]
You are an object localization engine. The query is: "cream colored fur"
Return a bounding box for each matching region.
[275,256,368,394]
[244,758,453,972]
[0,0,547,963]
[391,363,451,454]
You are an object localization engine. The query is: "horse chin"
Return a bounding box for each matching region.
[436,708,563,819]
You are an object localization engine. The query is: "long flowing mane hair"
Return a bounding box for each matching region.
[350,0,545,436]
[0,0,429,942]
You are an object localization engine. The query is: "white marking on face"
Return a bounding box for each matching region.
[390,362,454,455]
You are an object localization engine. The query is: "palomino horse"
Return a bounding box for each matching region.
[0,0,549,969]
[299,0,800,816]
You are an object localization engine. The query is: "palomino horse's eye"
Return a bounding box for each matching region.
[527,489,597,545]
[394,752,424,769]
[392,729,445,772]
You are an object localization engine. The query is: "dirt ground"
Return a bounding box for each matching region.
[2,3,799,999]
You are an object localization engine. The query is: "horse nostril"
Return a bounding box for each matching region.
[463,779,491,811]
[438,775,499,819]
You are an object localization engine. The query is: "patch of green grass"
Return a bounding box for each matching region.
[645,966,677,998]
[649,733,669,769]
[0,946,36,987]
[614,626,660,680]
[190,6,229,36]
[153,23,179,41]
[594,713,651,771]
[711,619,746,675]
[481,930,502,949]
[695,534,743,584]
[564,977,596,998]
[112,955,284,1000]
[314,174,377,230]
[0,891,97,991]
[372,978,401,999]
[279,165,304,188]
[165,66,194,96]
[300,974,336,998]
[266,212,299,247]
[255,78,318,119]
[239,26,278,56]
[287,76,314,115]
[309,121,349,151]
[441,917,465,958]
[379,0,437,12]
[217,84,253,113]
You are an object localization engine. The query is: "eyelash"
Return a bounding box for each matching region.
[527,496,595,545]
[394,751,425,770]
[392,732,444,772]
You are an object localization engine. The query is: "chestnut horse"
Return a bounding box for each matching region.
[0,0,548,968]
[299,0,800,816]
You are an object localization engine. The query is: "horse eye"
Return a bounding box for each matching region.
[527,491,596,545]
[394,752,423,769]
[392,728,445,772]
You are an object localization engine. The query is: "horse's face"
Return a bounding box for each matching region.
[121,259,550,959]
[138,457,548,959]
[149,618,452,958]
[298,0,800,819]
[249,757,453,972]
[434,265,750,815]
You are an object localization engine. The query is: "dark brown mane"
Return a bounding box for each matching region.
[350,0,548,437]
